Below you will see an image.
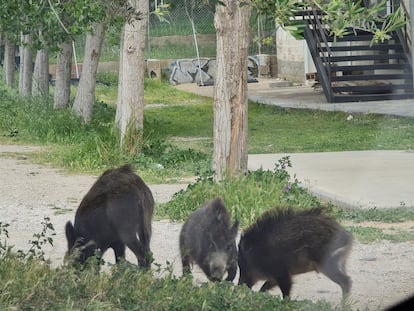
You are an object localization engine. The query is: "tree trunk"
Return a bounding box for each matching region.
[18,34,33,96]
[3,38,16,88]
[115,0,148,152]
[54,40,73,109]
[32,49,49,96]
[72,22,106,123]
[213,0,251,181]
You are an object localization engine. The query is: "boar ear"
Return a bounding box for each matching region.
[65,221,76,251]
[230,220,239,238]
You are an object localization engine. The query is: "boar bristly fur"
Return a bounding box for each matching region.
[65,164,154,268]
[238,207,352,299]
[179,197,239,282]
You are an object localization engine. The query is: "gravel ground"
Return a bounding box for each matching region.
[0,144,413,310]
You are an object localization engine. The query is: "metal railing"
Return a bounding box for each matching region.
[303,7,334,102]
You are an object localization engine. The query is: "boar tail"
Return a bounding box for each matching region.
[65,221,76,251]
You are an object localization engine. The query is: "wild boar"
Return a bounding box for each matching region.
[65,164,154,268]
[179,197,239,282]
[238,207,352,299]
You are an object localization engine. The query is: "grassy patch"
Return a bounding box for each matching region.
[0,81,211,182]
[157,157,320,226]
[346,226,414,243]
[0,255,348,311]
[248,104,414,153]
[0,218,347,311]
[331,205,414,223]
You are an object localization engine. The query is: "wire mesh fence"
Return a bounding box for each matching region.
[146,0,277,60]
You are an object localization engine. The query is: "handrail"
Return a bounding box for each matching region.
[303,7,334,102]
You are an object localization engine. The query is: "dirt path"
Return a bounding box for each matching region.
[0,145,413,310]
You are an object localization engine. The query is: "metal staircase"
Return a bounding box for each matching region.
[302,1,414,103]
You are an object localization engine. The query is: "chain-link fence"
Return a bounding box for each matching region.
[146,0,277,60]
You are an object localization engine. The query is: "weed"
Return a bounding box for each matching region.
[157,157,319,226]
[17,217,56,261]
[0,222,11,256]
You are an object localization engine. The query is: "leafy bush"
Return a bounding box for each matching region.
[157,156,319,227]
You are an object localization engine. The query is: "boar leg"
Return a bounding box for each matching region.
[111,242,126,263]
[320,261,351,298]
[259,279,278,292]
[277,273,293,298]
[225,262,237,282]
[123,237,147,268]
[181,254,192,275]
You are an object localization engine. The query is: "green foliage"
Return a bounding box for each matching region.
[0,218,348,310]
[0,80,210,182]
[2,79,414,181]
[0,222,11,256]
[96,71,119,86]
[253,0,407,43]
[22,217,56,261]
[157,156,319,226]
[0,256,347,310]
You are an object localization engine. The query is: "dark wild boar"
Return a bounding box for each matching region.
[65,164,154,268]
[238,207,352,299]
[179,197,239,282]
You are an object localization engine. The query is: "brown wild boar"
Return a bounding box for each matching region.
[238,207,352,299]
[65,164,154,268]
[179,197,239,281]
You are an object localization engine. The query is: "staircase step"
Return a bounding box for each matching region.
[327,53,408,62]
[333,92,414,102]
[332,83,414,93]
[331,63,410,72]
[322,44,403,52]
[331,73,413,82]
[323,34,398,42]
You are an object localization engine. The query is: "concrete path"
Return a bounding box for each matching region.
[248,151,414,209]
[175,80,414,209]
[175,79,414,117]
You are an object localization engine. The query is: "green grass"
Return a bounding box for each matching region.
[0,218,349,311]
[0,255,348,311]
[330,205,414,223]
[0,77,413,309]
[0,74,414,224]
[346,226,414,243]
[157,157,319,225]
[146,41,217,59]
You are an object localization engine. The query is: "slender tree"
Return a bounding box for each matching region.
[18,34,33,96]
[3,37,16,87]
[115,0,148,152]
[72,22,106,122]
[213,0,251,181]
[54,39,73,109]
[32,46,49,96]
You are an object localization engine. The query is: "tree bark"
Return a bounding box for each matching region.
[213,0,251,181]
[32,49,49,96]
[72,22,106,123]
[18,34,33,96]
[54,40,73,109]
[115,0,148,152]
[3,38,16,88]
